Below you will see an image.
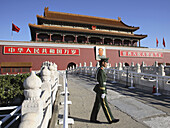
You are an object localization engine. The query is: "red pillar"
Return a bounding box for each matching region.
[112,39,114,45]
[62,34,65,42]
[86,36,89,43]
[121,39,124,46]
[102,38,104,44]
[36,33,38,41]
[74,35,77,42]
[49,34,52,41]
[139,40,141,47]
[131,40,133,46]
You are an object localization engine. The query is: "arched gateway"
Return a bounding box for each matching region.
[67,62,76,70]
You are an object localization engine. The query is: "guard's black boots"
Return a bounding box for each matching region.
[109,119,119,124]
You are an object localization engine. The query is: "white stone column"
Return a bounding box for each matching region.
[130,62,134,71]
[118,62,122,70]
[20,71,43,128]
[49,64,56,83]
[84,62,86,67]
[96,62,100,68]
[154,61,159,74]
[141,61,145,73]
[154,61,158,67]
[136,63,141,73]
[89,62,93,67]
[79,63,82,74]
[89,62,93,76]
[107,63,110,68]
[41,66,52,120]
[118,62,122,81]
[122,62,125,70]
[158,64,165,76]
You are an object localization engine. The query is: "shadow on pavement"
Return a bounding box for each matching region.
[68,116,108,124]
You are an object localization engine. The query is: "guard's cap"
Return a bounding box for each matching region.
[100,58,109,63]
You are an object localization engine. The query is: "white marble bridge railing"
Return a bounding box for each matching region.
[69,62,170,95]
[19,61,63,128]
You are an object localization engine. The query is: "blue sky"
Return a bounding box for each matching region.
[1,0,170,49]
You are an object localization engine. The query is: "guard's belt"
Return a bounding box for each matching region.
[100,87,105,90]
[96,82,106,85]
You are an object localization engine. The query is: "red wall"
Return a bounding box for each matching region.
[1,44,170,71]
[106,49,167,66]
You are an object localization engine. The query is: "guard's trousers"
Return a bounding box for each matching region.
[90,93,114,122]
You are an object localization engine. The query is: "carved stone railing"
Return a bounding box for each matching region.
[69,61,170,95]
[19,61,63,128]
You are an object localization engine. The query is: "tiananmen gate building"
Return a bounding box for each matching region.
[0,7,170,74]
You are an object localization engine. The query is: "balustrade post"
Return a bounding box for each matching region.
[128,72,135,89]
[115,63,118,69]
[79,63,82,74]
[131,62,134,71]
[122,62,125,70]
[75,64,78,74]
[158,64,165,76]
[91,67,96,78]
[72,65,75,74]
[84,62,87,75]
[125,68,129,87]
[134,63,141,86]
[153,73,161,96]
[136,63,141,73]
[111,69,117,83]
[141,61,145,73]
[96,62,100,68]
[118,62,122,81]
[89,62,93,76]
[158,65,165,92]
[41,66,52,120]
[19,71,43,128]
[107,63,110,68]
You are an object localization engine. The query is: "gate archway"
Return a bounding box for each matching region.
[125,62,129,66]
[67,62,76,69]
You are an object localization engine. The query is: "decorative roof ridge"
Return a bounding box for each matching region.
[43,7,139,30]
[36,15,139,30]
[49,11,120,22]
[120,21,139,30]
[44,7,120,22]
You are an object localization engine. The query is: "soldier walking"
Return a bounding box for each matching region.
[90,58,119,124]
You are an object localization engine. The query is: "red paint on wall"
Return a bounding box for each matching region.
[1,44,170,71]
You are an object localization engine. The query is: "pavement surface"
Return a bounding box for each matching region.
[55,74,170,128]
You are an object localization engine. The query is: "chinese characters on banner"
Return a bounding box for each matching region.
[4,46,80,56]
[119,50,163,58]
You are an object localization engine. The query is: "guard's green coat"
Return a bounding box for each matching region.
[90,67,115,122]
[93,67,107,94]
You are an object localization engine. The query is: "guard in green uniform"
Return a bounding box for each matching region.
[90,58,119,124]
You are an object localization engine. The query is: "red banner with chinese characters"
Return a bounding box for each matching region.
[119,50,163,58]
[4,46,80,56]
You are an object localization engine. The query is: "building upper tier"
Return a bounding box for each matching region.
[29,7,147,44]
[29,24,147,39]
[37,7,140,32]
